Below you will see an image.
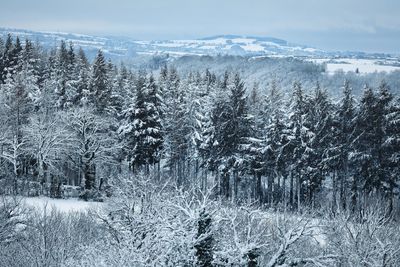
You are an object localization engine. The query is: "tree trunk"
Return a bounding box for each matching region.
[234,171,239,202]
[289,171,294,209]
[351,175,357,214]
[332,171,337,215]
[221,170,230,199]
[255,173,262,203]
[267,173,273,207]
[297,173,301,212]
[276,173,281,205]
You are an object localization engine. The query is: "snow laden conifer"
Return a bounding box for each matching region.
[119,71,163,174]
[325,80,356,212]
[260,80,286,205]
[385,93,400,214]
[350,84,389,213]
[209,73,251,200]
[303,82,332,207]
[75,47,90,106]
[90,50,111,114]
[54,40,69,109]
[287,81,312,210]
[162,67,192,184]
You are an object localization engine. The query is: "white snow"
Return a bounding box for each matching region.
[240,43,265,52]
[21,196,103,213]
[231,38,256,44]
[309,58,400,74]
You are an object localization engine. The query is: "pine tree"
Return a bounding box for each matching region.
[376,81,396,213]
[303,82,332,207]
[211,73,251,200]
[351,85,381,213]
[75,48,90,106]
[162,67,192,184]
[261,80,286,205]
[385,95,400,214]
[326,80,355,211]
[288,81,308,210]
[130,73,163,173]
[20,40,40,109]
[109,63,129,116]
[0,34,14,83]
[10,36,23,75]
[64,42,78,108]
[90,50,110,113]
[54,40,69,109]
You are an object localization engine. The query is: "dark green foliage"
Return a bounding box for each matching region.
[194,209,214,267]
[90,50,111,113]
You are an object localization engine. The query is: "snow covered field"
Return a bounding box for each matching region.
[20,197,103,213]
[310,58,400,74]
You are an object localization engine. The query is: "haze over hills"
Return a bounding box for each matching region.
[0,27,394,61]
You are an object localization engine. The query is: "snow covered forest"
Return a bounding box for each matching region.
[1,34,400,266]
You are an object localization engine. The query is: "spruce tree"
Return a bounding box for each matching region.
[351,85,380,213]
[75,48,90,106]
[131,73,163,172]
[385,95,400,213]
[288,81,308,210]
[0,34,13,83]
[90,50,110,113]
[211,73,251,200]
[304,82,332,206]
[326,80,355,211]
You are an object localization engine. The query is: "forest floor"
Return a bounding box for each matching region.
[19,196,103,213]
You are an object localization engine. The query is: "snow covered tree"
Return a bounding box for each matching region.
[74,48,90,106]
[376,81,397,214]
[54,40,69,109]
[0,71,32,187]
[90,50,111,114]
[23,111,74,196]
[326,80,356,212]
[303,82,332,207]
[66,107,117,199]
[287,81,308,210]
[350,83,394,214]
[261,80,287,205]
[127,72,163,173]
[210,73,251,200]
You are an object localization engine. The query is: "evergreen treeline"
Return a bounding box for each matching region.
[0,34,399,216]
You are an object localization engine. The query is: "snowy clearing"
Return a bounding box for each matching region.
[309,58,400,74]
[20,197,103,213]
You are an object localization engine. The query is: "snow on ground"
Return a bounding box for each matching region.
[21,197,103,213]
[309,58,400,74]
[240,43,265,52]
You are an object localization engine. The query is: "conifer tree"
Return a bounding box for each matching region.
[351,85,379,213]
[303,82,332,206]
[0,34,14,83]
[75,47,90,106]
[326,80,355,211]
[130,73,163,173]
[288,81,308,210]
[90,50,110,113]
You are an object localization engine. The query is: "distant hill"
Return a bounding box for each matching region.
[0,27,393,62]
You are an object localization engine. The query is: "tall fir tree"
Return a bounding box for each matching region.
[90,50,110,113]
[130,73,163,172]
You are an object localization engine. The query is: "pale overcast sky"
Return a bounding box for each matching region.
[1,0,399,53]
